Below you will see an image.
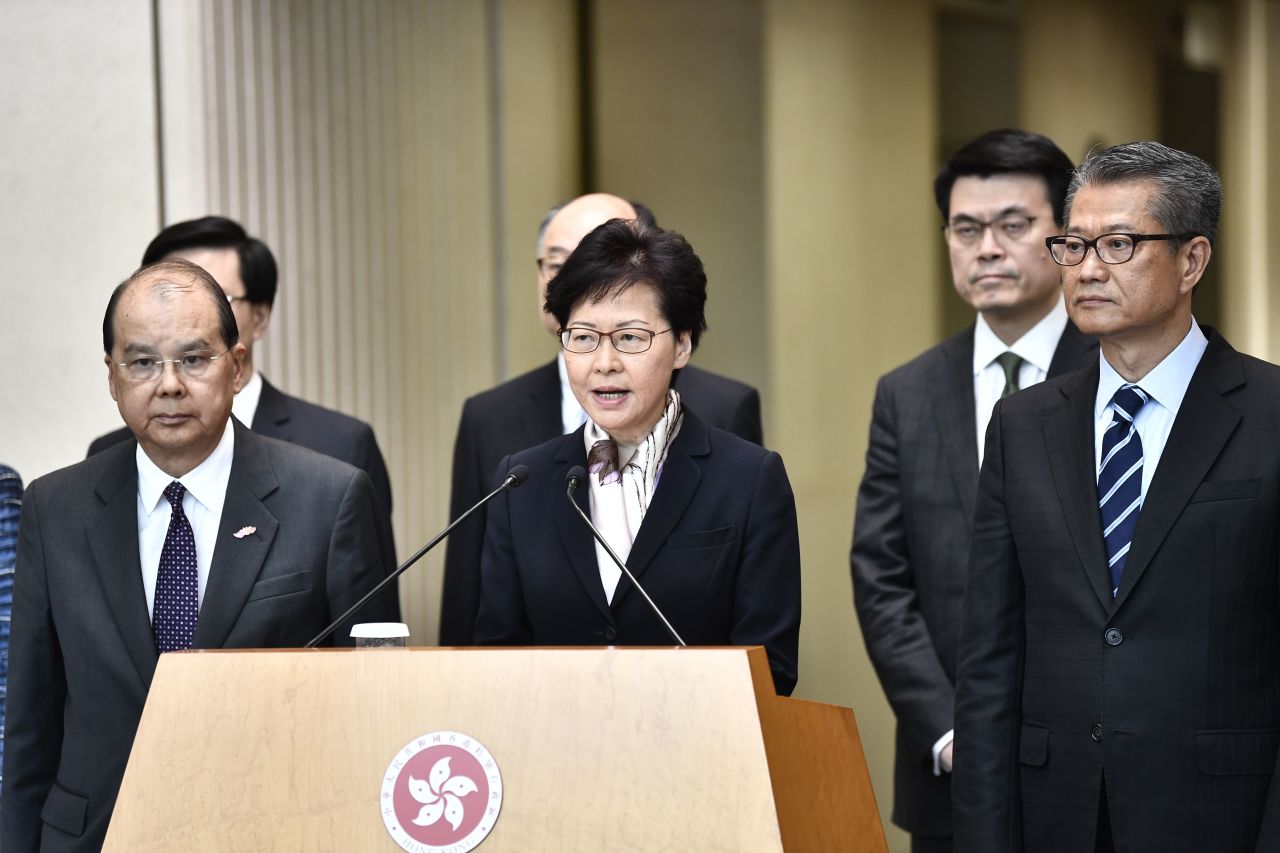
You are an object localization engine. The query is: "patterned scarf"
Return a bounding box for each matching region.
[582,389,684,602]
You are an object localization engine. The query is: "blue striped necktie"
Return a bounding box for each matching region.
[1097,385,1150,597]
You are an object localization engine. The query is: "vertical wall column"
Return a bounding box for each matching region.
[159,0,499,640]
[763,1,936,848]
[1019,0,1159,160]
[1221,0,1280,359]
[592,0,768,394]
[495,0,582,376]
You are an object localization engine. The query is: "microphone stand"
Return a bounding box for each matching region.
[305,465,529,648]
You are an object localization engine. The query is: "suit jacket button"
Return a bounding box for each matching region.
[603,626,617,642]
[1104,627,1124,646]
[1091,724,1104,742]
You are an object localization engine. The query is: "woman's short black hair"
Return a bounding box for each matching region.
[544,218,708,349]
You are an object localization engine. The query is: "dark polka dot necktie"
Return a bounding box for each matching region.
[154,481,198,652]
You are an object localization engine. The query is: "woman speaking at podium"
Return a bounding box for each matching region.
[474,218,800,695]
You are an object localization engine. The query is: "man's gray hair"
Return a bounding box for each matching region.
[1065,140,1222,247]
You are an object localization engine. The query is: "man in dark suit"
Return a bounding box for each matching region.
[851,129,1096,853]
[439,193,762,645]
[1,262,394,852]
[86,217,397,609]
[953,142,1279,853]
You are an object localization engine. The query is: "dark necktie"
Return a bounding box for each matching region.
[995,351,1025,398]
[1097,385,1149,597]
[153,481,199,652]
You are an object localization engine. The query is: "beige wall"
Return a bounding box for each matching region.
[1019,0,1160,161]
[764,3,936,849]
[593,0,768,396]
[0,0,161,483]
[495,0,582,375]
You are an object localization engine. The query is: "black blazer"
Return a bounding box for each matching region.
[473,409,800,695]
[1,422,396,852]
[440,360,763,645]
[953,330,1280,853]
[88,377,398,612]
[850,321,1095,837]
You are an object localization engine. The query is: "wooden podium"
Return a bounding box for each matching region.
[104,647,886,852]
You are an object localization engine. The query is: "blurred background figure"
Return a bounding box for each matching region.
[851,128,1095,853]
[474,219,800,694]
[440,194,762,645]
[0,465,22,789]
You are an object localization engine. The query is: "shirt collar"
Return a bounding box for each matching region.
[973,294,1068,376]
[1095,318,1208,420]
[136,418,236,518]
[232,369,263,427]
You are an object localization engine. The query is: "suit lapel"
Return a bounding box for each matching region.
[612,415,709,608]
[1048,320,1098,377]
[930,328,979,524]
[550,431,613,621]
[192,423,281,647]
[251,377,292,440]
[525,359,565,447]
[88,447,158,689]
[1044,364,1115,612]
[1113,333,1243,609]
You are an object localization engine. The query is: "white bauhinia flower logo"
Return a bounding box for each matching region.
[407,756,479,831]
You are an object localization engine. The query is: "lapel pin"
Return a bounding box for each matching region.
[233,526,257,539]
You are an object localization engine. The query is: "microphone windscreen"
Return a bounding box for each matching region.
[566,466,587,488]
[506,464,530,487]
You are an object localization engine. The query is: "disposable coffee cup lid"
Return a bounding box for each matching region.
[350,622,410,638]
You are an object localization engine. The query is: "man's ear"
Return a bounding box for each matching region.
[105,353,120,403]
[248,303,272,342]
[1179,236,1212,296]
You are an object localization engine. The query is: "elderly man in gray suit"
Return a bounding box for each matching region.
[0,261,394,852]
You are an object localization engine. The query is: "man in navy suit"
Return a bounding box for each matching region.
[954,142,1280,852]
[439,194,762,645]
[87,217,397,613]
[851,129,1094,853]
[3,261,393,851]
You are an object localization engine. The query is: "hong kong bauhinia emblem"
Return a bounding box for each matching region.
[381,731,503,852]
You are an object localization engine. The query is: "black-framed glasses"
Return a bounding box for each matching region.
[559,327,672,355]
[1045,232,1199,266]
[944,214,1037,247]
[114,350,229,383]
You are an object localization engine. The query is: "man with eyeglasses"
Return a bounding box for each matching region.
[851,129,1096,853]
[954,141,1280,853]
[0,261,395,852]
[438,193,763,645]
[87,217,398,613]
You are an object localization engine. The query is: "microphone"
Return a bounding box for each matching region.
[565,466,686,647]
[305,464,530,648]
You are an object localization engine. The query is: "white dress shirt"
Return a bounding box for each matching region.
[135,419,235,619]
[582,421,641,604]
[972,295,1069,465]
[557,352,588,435]
[1093,319,1208,496]
[232,369,263,427]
